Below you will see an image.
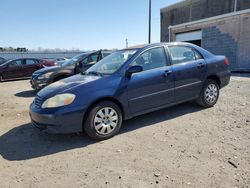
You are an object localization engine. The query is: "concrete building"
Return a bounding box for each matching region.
[161,0,250,71]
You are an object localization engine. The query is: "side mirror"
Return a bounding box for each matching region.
[126,65,143,78]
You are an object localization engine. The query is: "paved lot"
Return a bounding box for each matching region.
[0,76,249,188]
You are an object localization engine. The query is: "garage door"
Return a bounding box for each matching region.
[176,30,202,42]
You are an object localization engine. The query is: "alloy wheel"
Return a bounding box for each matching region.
[94,107,118,135]
[204,84,218,104]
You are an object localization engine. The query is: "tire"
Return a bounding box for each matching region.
[0,75,3,82]
[84,101,123,140]
[196,79,220,108]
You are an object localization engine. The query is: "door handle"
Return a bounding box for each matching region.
[197,63,205,69]
[164,70,172,77]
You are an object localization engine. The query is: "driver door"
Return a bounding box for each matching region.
[22,59,40,77]
[126,46,175,114]
[2,59,24,79]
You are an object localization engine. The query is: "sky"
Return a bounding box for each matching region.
[0,0,180,50]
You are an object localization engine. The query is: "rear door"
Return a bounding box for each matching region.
[167,45,206,101]
[22,59,40,77]
[127,46,175,114]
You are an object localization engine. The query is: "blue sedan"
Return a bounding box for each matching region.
[29,42,231,140]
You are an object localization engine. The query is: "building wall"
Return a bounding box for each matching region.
[168,11,250,71]
[160,0,250,71]
[202,14,250,71]
[202,26,238,70]
[161,0,250,42]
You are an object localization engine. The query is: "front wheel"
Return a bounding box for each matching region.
[84,101,123,140]
[196,79,220,108]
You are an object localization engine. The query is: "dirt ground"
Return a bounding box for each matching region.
[0,75,249,188]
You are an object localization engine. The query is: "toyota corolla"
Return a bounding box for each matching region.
[29,42,231,140]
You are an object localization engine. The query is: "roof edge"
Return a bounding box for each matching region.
[160,0,200,13]
[168,9,250,29]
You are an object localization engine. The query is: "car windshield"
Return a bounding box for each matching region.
[85,49,137,75]
[61,53,88,67]
[0,61,5,65]
[0,58,6,64]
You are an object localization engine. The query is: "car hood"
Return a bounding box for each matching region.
[37,74,101,98]
[34,65,74,75]
[33,66,60,74]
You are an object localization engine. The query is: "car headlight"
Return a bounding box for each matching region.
[41,93,76,108]
[38,72,53,80]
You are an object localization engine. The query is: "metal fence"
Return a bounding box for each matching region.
[0,51,85,60]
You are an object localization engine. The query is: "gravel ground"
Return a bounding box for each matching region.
[0,75,249,188]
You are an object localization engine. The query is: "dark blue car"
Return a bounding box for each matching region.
[29,42,231,140]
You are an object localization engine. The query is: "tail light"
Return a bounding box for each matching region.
[224,57,229,65]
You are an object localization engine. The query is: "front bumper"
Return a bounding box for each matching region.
[29,103,86,134]
[30,78,49,90]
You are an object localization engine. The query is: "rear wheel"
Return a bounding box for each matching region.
[84,101,122,140]
[196,79,220,107]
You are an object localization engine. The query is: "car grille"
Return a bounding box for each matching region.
[34,95,43,108]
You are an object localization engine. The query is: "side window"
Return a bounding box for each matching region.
[26,59,37,65]
[194,50,203,60]
[102,52,111,58]
[82,54,98,64]
[9,60,23,67]
[130,47,167,71]
[168,46,195,65]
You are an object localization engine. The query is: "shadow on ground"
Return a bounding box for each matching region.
[0,78,30,83]
[15,90,36,98]
[0,102,203,161]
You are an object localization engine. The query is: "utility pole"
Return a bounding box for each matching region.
[148,0,151,44]
[126,38,128,48]
[234,0,237,12]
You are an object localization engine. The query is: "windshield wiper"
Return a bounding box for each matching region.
[86,71,103,76]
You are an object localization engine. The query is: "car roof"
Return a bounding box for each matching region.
[8,58,41,61]
[123,42,213,58]
[125,42,198,49]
